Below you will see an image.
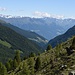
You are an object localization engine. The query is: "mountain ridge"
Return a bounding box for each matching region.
[0,19,48,48]
[0,16,75,40]
[48,25,75,47]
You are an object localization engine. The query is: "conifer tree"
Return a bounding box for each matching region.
[55,44,62,57]
[35,57,41,70]
[8,58,13,70]
[29,52,36,57]
[20,62,30,75]
[27,58,34,75]
[14,50,21,65]
[0,62,7,75]
[47,44,52,51]
[13,59,18,69]
[5,61,11,71]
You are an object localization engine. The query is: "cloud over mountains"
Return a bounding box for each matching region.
[33,11,64,19]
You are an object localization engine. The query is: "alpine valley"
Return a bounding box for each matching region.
[0,15,75,75]
[0,14,75,40]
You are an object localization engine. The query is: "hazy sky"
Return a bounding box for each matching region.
[0,0,75,18]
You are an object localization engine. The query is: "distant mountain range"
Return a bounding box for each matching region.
[0,15,75,40]
[48,25,75,47]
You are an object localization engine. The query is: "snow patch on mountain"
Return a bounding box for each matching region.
[0,14,25,18]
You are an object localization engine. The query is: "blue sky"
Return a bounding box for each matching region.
[0,0,75,18]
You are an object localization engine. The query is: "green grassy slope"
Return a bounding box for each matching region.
[0,39,11,48]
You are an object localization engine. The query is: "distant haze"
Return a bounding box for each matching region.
[0,15,75,40]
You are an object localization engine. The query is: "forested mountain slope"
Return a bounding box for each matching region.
[0,19,48,48]
[0,23,42,63]
[5,36,75,75]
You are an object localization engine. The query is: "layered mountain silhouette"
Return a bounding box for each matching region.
[0,16,75,40]
[48,25,75,47]
[0,19,48,48]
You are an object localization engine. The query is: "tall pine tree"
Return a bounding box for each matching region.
[14,50,21,65]
[35,57,41,70]
[0,62,7,75]
[47,44,52,51]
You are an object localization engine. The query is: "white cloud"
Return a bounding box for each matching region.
[33,11,51,18]
[0,7,7,11]
[33,11,64,19]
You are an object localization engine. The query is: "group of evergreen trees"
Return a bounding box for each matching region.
[1,36,75,75]
[0,49,42,75]
[5,50,21,71]
[0,50,21,75]
[0,62,7,75]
